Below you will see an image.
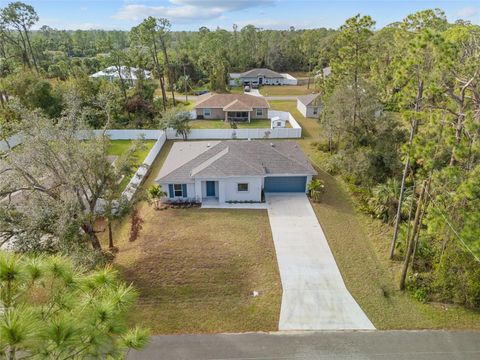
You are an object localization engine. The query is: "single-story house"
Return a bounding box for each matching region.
[297,93,322,118]
[156,140,317,204]
[194,93,270,122]
[229,68,297,86]
[90,66,152,84]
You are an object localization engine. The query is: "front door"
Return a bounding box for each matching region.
[258,76,263,85]
[206,181,216,197]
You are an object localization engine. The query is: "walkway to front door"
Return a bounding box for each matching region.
[266,193,375,330]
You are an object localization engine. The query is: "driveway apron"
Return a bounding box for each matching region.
[266,193,375,330]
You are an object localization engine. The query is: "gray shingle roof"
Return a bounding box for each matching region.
[195,93,269,109]
[297,93,321,106]
[156,140,316,183]
[239,68,283,78]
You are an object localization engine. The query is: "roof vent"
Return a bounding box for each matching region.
[270,142,275,147]
[207,143,211,147]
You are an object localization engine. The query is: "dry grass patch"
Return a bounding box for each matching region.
[113,205,281,334]
[260,84,316,96]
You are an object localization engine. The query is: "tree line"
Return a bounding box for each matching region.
[317,9,480,308]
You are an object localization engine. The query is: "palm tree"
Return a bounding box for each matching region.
[159,108,191,140]
[369,178,413,224]
[308,179,325,202]
[148,185,166,209]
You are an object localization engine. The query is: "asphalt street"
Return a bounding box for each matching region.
[127,330,480,360]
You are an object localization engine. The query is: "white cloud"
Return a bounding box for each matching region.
[234,18,321,30]
[113,0,275,21]
[457,7,478,18]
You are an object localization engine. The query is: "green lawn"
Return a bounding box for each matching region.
[107,140,155,190]
[259,84,316,96]
[189,119,274,129]
[102,141,281,334]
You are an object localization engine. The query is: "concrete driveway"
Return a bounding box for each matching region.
[266,193,375,330]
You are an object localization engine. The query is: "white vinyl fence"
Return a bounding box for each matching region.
[2,111,302,200]
[122,131,166,201]
[169,109,302,140]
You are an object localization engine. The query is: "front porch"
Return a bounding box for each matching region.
[225,111,250,123]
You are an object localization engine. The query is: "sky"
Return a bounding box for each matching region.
[0,0,478,31]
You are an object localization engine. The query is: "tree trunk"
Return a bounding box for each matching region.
[307,62,311,89]
[390,79,423,259]
[108,220,114,249]
[82,223,102,251]
[399,179,427,291]
[160,37,176,106]
[22,25,39,73]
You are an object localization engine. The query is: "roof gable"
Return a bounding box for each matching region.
[240,68,283,78]
[297,93,321,106]
[195,93,269,109]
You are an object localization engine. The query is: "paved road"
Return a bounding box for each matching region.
[128,331,480,360]
[266,193,374,330]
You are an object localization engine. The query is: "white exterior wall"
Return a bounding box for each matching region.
[159,182,196,201]
[297,100,308,117]
[305,105,321,118]
[222,177,262,202]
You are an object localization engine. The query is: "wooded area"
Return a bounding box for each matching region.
[1,1,479,315]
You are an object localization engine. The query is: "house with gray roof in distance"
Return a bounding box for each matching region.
[155,140,316,204]
[229,68,297,87]
[90,66,151,85]
[194,93,270,122]
[297,93,322,118]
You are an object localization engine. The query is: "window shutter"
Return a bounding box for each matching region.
[168,184,174,198]
[182,184,187,197]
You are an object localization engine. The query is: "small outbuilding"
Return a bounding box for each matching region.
[297,93,322,118]
[271,116,286,129]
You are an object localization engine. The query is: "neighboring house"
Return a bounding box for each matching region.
[194,93,270,122]
[229,68,297,86]
[90,66,152,84]
[297,94,322,118]
[156,140,316,204]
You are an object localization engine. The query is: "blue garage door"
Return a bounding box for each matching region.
[264,176,307,192]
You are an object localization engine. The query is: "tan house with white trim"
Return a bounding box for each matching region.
[194,93,270,122]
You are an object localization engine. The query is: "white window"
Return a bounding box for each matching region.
[237,183,249,192]
[203,108,211,117]
[313,107,318,115]
[256,108,262,116]
[174,184,183,197]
